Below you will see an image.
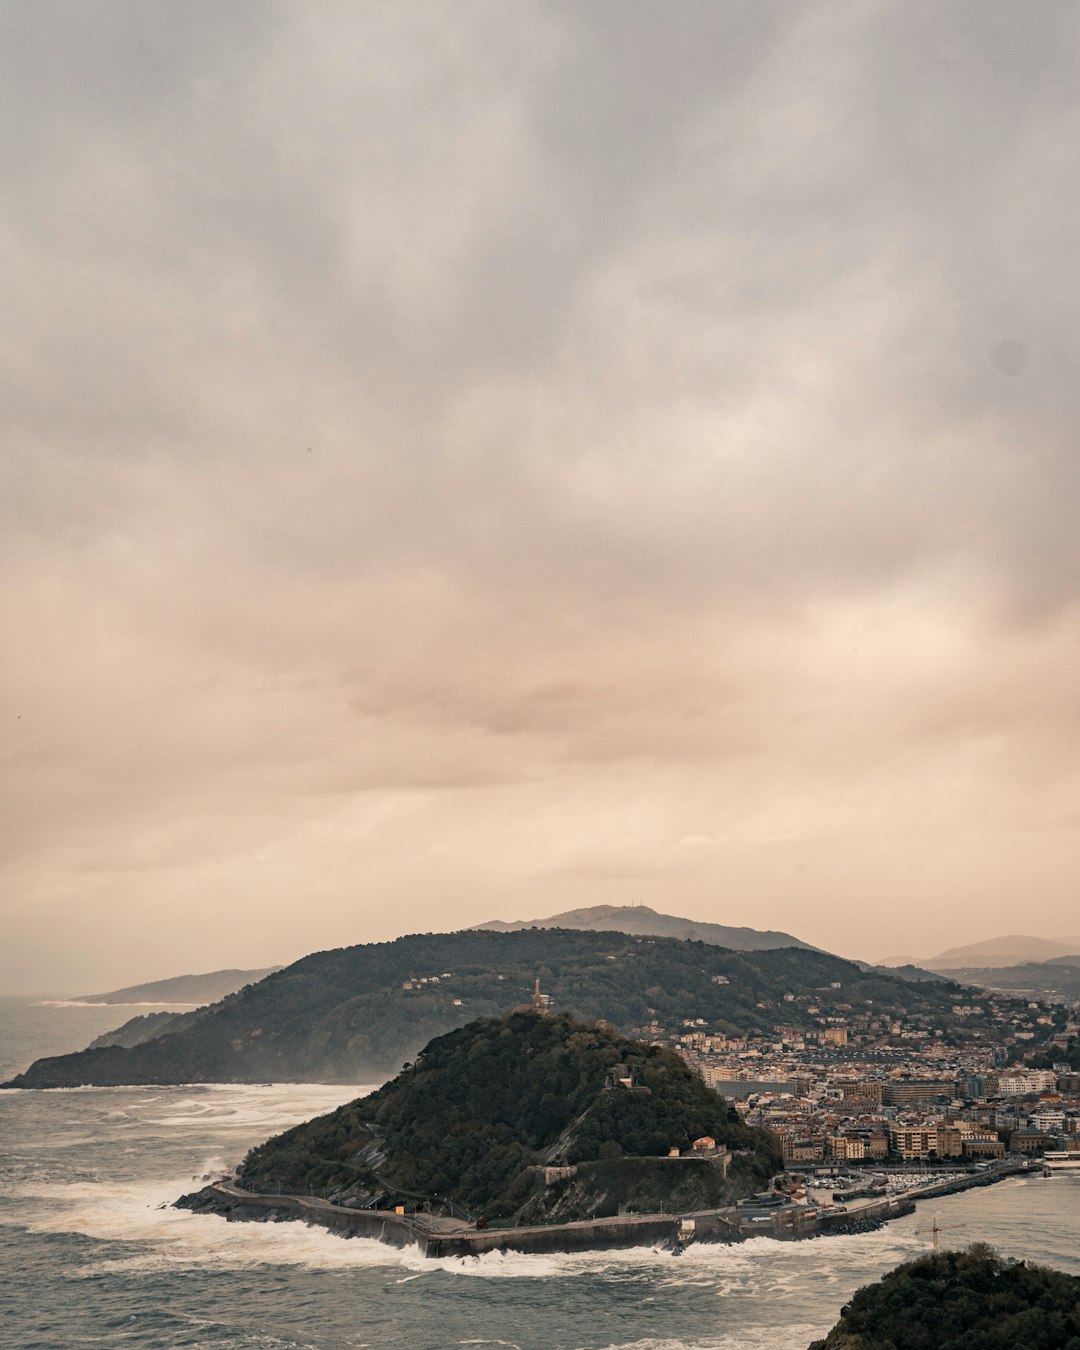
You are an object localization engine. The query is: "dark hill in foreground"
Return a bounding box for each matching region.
[5,928,970,1088]
[810,1248,1080,1349]
[217,1011,781,1222]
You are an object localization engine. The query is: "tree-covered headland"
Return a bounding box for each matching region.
[810,1247,1080,1350]
[238,1010,781,1221]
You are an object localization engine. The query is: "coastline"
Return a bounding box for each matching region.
[176,1161,1043,1258]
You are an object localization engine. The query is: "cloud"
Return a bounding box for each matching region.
[2,2,1080,988]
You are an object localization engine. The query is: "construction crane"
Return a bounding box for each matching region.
[914,1214,968,1254]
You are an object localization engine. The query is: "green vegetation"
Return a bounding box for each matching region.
[1026,1035,1078,1072]
[238,1011,780,1220]
[941,957,1080,1002]
[5,927,997,1087]
[810,1248,1080,1350]
[87,1009,189,1051]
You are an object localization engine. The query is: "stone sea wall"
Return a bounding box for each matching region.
[177,1162,1030,1259]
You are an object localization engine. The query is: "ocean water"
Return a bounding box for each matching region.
[1,997,1078,1350]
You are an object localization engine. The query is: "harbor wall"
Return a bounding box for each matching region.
[205,1183,686,1255]
[198,1159,1034,1258]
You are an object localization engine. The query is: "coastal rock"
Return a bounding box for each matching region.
[175,1184,293,1223]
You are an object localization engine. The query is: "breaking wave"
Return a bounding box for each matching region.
[2,1037,1078,1350]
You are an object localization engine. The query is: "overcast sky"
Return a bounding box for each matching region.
[3,1,1080,993]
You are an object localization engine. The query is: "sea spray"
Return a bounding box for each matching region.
[3,1000,1079,1350]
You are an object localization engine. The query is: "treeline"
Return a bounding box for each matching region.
[810,1248,1080,1350]
[1026,1035,1078,1072]
[239,1011,781,1218]
[7,927,988,1087]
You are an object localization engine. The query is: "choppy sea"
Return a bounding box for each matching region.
[1,994,1077,1350]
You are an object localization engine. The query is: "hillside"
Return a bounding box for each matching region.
[6,928,980,1089]
[474,903,815,951]
[87,1009,192,1051]
[919,934,1080,970]
[938,956,1080,1001]
[74,966,280,1006]
[231,1011,780,1222]
[809,1248,1080,1349]
[852,959,947,983]
[876,963,947,984]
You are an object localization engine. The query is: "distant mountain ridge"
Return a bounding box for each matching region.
[75,967,281,1005]
[935,956,1080,1001]
[473,904,816,952]
[917,934,1080,970]
[853,960,948,984]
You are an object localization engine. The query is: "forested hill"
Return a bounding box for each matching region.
[936,956,1080,1001]
[233,1012,781,1221]
[7,927,968,1088]
[809,1248,1080,1349]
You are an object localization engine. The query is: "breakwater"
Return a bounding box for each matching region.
[179,1181,914,1256]
[903,1161,1034,1201]
[181,1184,683,1256]
[177,1160,1040,1258]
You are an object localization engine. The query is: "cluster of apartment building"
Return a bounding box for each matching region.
[655,990,1080,1168]
[730,1064,1080,1166]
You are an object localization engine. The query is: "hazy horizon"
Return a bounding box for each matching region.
[4,3,1080,994]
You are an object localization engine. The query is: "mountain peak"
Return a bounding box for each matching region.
[920,934,1080,970]
[473,904,815,952]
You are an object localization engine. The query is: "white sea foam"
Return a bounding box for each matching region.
[131,1082,372,1124]
[2,1167,921,1289]
[456,1341,524,1347]
[592,1331,825,1350]
[7,1174,414,1273]
[6,1072,1078,1337]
